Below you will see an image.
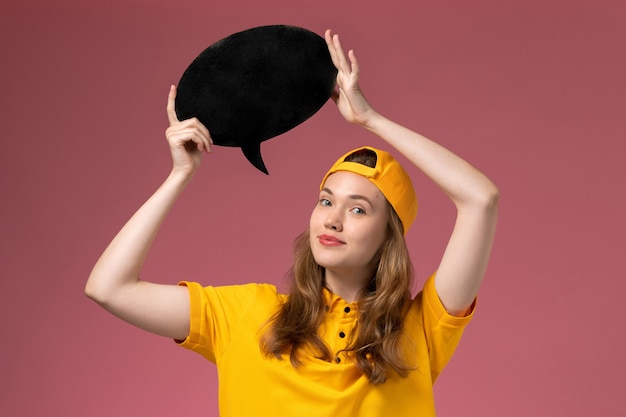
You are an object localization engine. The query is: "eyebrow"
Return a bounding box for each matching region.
[321,187,375,209]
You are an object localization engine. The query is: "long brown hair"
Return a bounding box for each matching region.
[260,150,415,384]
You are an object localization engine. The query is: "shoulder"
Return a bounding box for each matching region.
[407,273,476,327]
[179,281,285,309]
[181,281,284,301]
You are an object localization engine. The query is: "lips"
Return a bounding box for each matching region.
[318,234,345,246]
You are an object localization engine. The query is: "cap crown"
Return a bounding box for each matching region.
[320,146,418,234]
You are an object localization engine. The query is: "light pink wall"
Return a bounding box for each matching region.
[1,0,625,416]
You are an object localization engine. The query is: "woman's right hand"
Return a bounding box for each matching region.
[165,85,212,178]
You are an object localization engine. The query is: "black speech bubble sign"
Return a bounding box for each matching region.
[175,25,337,174]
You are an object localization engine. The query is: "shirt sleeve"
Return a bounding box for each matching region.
[175,282,266,363]
[420,273,477,382]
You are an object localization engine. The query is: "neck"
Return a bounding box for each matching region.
[324,267,373,302]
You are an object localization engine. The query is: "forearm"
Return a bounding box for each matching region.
[85,170,192,303]
[325,31,498,314]
[363,113,499,208]
[363,113,498,313]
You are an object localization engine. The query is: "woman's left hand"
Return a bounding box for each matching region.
[325,29,377,127]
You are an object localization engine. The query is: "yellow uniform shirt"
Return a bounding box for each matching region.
[177,275,474,417]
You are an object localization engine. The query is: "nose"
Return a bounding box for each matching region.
[324,209,343,232]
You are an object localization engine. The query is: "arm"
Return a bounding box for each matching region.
[85,86,212,339]
[325,30,499,316]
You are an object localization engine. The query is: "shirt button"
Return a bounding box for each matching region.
[344,306,351,313]
[335,357,341,363]
[339,331,346,338]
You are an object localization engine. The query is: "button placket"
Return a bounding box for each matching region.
[322,291,358,364]
[333,301,357,363]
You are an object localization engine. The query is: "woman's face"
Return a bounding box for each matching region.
[309,171,389,277]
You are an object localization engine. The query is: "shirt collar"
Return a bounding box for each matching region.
[322,287,358,315]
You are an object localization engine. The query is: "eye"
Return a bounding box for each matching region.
[351,207,366,215]
[319,198,331,207]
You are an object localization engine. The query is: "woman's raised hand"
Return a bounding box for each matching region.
[165,85,212,178]
[324,29,377,127]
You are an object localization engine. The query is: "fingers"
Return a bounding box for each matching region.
[325,29,343,70]
[347,49,360,79]
[325,30,356,75]
[166,84,213,153]
[166,85,179,126]
[166,117,212,153]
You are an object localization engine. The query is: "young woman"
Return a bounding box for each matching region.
[86,30,499,416]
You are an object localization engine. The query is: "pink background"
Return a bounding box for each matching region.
[1,0,625,416]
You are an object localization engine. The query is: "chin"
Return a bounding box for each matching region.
[310,251,341,270]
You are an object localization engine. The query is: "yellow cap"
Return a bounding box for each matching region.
[320,146,417,234]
